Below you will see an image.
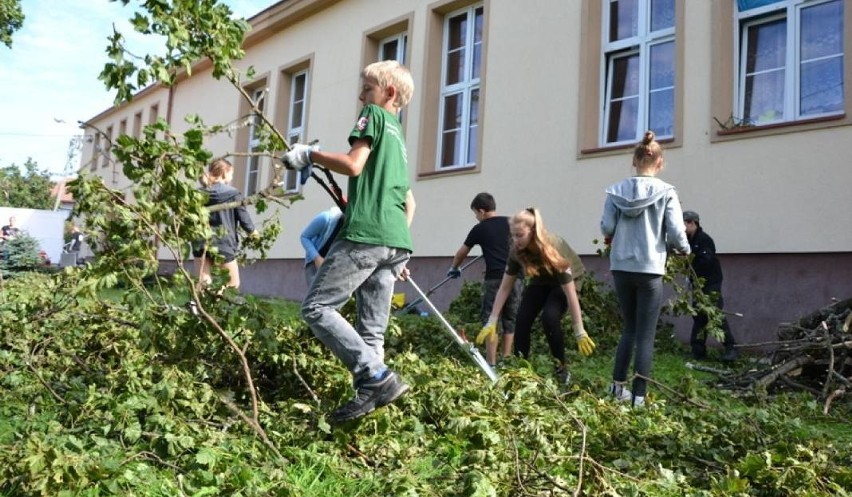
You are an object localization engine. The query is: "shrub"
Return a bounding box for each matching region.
[0,231,44,277]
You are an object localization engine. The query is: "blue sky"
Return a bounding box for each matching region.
[0,0,275,178]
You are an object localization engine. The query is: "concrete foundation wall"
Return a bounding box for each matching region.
[174,252,852,355]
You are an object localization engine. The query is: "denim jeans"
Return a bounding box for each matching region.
[301,239,410,385]
[611,271,664,397]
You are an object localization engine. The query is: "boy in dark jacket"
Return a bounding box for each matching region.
[683,210,738,361]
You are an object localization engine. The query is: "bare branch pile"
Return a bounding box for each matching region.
[714,298,852,413]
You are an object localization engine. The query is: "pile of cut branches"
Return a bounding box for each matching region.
[711,298,852,412]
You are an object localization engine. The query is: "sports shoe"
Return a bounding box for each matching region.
[632,395,646,408]
[185,300,199,316]
[555,367,571,386]
[329,370,409,423]
[609,382,632,403]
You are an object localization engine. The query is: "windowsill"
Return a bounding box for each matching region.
[715,113,847,138]
[580,136,676,157]
[416,165,478,180]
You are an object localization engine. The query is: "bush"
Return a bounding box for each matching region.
[0,231,45,278]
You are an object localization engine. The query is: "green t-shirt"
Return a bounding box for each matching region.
[341,104,413,251]
[506,234,585,286]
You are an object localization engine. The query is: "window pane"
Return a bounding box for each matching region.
[441,130,461,168]
[446,48,465,86]
[800,0,843,61]
[744,70,784,123]
[610,54,640,100]
[247,156,259,195]
[649,88,674,137]
[442,93,463,132]
[441,92,464,165]
[609,0,638,42]
[650,0,675,32]
[381,39,399,61]
[467,89,479,164]
[472,8,483,80]
[446,13,467,86]
[745,19,786,74]
[800,57,844,116]
[290,101,303,129]
[448,12,467,50]
[649,41,674,90]
[294,74,306,99]
[606,97,639,142]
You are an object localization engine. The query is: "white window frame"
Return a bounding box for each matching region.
[601,0,676,146]
[244,87,266,196]
[735,0,844,126]
[283,70,309,193]
[379,32,407,63]
[436,3,483,170]
[379,32,408,123]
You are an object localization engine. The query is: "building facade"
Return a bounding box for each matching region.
[80,0,852,347]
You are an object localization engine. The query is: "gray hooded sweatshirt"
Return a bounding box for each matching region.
[600,176,690,275]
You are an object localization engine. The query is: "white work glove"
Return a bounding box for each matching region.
[281,143,319,171]
[574,324,596,357]
[476,316,498,345]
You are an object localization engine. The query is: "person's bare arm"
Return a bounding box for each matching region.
[310,139,371,177]
[450,245,471,269]
[405,189,416,227]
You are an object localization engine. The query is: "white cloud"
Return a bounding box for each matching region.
[0,0,276,177]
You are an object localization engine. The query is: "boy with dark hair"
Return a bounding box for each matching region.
[284,60,415,423]
[448,192,522,367]
[683,210,738,362]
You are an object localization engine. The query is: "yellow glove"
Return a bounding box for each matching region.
[476,318,498,345]
[574,327,596,357]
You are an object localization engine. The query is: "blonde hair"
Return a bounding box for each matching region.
[200,158,233,187]
[510,208,569,278]
[632,131,663,170]
[361,60,414,108]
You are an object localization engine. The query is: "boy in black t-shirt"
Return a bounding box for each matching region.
[448,193,522,367]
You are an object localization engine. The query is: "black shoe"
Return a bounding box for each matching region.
[329,370,409,423]
[721,347,739,362]
[555,367,571,386]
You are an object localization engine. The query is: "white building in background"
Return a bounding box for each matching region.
[80,0,852,346]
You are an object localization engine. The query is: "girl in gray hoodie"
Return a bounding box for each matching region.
[600,131,690,407]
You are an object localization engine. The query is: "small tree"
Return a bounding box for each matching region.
[0,0,24,48]
[0,159,56,209]
[0,231,43,277]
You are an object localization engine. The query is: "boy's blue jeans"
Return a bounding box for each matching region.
[301,239,410,385]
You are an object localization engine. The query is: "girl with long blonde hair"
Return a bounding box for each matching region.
[479,208,595,384]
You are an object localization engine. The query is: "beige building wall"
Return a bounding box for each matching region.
[80,0,852,345]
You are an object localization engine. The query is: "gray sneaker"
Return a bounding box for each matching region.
[609,382,632,403]
[329,370,410,423]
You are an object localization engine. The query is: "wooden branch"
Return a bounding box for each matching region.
[635,374,710,408]
[292,361,320,405]
[823,387,846,415]
[820,322,836,399]
[754,355,815,391]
